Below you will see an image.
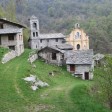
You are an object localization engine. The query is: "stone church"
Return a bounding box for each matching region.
[66,23,89,50]
[28,16,66,50]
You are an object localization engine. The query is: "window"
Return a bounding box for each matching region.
[0,24,3,29]
[47,39,49,42]
[56,39,58,42]
[75,32,81,39]
[77,32,80,37]
[8,34,14,40]
[62,39,66,43]
[40,39,42,43]
[33,32,35,37]
[77,44,80,50]
[52,53,56,60]
[9,46,15,50]
[36,32,38,37]
[33,23,37,29]
[21,35,23,40]
[19,35,22,40]
[75,23,80,28]
[0,36,1,45]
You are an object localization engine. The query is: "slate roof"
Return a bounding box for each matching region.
[0,18,26,28]
[0,29,22,34]
[66,49,93,65]
[56,44,73,50]
[38,46,65,53]
[39,33,66,39]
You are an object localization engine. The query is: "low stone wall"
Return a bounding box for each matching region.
[28,54,38,64]
[2,50,17,64]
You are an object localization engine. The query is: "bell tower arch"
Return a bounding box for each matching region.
[29,15,40,39]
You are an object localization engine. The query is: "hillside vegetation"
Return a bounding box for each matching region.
[0,0,112,53]
[0,47,9,61]
[0,48,111,112]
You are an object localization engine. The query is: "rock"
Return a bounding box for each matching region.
[23,75,36,82]
[35,80,49,87]
[31,85,38,91]
[43,82,49,87]
[23,75,49,91]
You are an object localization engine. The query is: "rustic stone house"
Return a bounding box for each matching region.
[66,23,89,50]
[38,44,73,66]
[28,16,66,50]
[0,18,25,56]
[66,49,94,80]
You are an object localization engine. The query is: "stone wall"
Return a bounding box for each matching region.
[2,50,17,64]
[28,54,38,63]
[67,64,93,80]
[30,38,64,50]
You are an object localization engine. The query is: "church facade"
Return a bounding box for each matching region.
[28,16,66,50]
[66,23,89,50]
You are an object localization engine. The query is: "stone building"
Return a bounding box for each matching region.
[38,44,73,66]
[66,23,89,50]
[28,16,66,50]
[66,49,94,80]
[0,18,25,56]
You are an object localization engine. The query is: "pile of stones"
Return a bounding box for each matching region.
[23,75,49,91]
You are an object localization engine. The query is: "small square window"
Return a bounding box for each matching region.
[33,32,35,37]
[8,34,14,40]
[40,39,42,43]
[36,32,38,37]
[56,39,58,42]
[0,24,3,29]
[9,46,15,50]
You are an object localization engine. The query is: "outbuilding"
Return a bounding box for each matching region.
[38,44,73,66]
[66,49,94,80]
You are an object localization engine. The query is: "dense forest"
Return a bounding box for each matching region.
[0,0,112,53]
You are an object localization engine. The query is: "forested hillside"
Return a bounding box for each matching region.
[0,0,112,53]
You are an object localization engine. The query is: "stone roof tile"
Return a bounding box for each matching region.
[66,49,93,65]
[0,29,22,34]
[39,33,66,39]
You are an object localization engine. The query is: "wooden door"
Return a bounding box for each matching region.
[85,72,89,80]
[70,65,75,72]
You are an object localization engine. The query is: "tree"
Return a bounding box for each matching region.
[94,56,112,110]
[5,0,16,21]
[0,5,5,18]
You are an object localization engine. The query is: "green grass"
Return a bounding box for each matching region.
[0,48,111,112]
[0,47,9,61]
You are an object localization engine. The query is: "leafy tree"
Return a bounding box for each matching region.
[0,6,5,18]
[4,0,16,21]
[48,7,55,17]
[94,56,112,110]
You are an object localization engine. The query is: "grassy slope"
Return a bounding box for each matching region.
[0,49,111,112]
[0,47,9,61]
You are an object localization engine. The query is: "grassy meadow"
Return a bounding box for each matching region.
[0,48,111,112]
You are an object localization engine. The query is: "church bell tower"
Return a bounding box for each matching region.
[29,15,40,49]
